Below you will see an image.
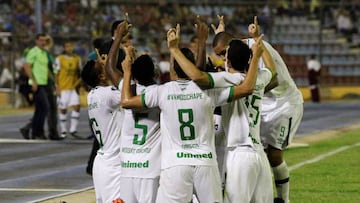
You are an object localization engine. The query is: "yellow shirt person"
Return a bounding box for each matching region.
[55,41,82,139]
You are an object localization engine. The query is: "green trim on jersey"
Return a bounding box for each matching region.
[141,93,147,108]
[266,66,277,78]
[206,72,215,88]
[227,86,234,102]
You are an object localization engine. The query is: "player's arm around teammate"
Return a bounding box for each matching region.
[168,23,264,99]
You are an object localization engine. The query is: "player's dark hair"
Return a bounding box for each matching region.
[227,39,252,72]
[212,32,233,48]
[81,60,101,88]
[111,20,123,36]
[35,33,47,41]
[174,48,195,79]
[92,38,105,49]
[132,54,156,86]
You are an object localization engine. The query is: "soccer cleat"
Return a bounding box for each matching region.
[60,132,67,139]
[49,132,66,140]
[274,197,285,203]
[20,127,30,139]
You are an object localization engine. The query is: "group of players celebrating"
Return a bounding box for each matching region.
[81,13,303,203]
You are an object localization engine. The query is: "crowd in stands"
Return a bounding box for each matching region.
[0,0,359,89]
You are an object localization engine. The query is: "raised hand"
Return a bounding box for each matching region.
[95,48,107,67]
[195,16,209,43]
[167,24,180,50]
[121,45,136,73]
[248,16,260,39]
[114,13,132,42]
[211,15,225,34]
[251,34,264,59]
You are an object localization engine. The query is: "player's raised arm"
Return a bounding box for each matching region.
[168,24,212,88]
[248,16,260,39]
[105,14,131,86]
[194,16,208,70]
[120,46,144,109]
[249,16,278,92]
[211,15,225,34]
[232,35,264,100]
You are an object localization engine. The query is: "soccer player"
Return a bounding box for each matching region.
[121,24,264,203]
[177,19,277,202]
[81,59,123,203]
[55,40,82,139]
[119,54,161,203]
[212,16,304,203]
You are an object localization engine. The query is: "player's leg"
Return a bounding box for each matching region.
[68,90,81,138]
[46,84,60,139]
[262,103,303,203]
[267,146,288,203]
[119,177,136,203]
[156,166,194,203]
[92,156,104,203]
[252,150,273,203]
[193,165,222,203]
[58,90,69,137]
[135,177,160,203]
[224,148,258,203]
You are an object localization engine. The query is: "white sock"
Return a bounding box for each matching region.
[69,111,80,133]
[273,161,290,203]
[59,112,67,133]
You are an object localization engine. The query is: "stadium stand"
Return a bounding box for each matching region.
[0,0,359,105]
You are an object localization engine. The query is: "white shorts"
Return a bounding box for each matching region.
[260,102,303,149]
[224,147,273,203]
[58,90,80,109]
[92,153,122,203]
[120,177,159,203]
[156,165,222,203]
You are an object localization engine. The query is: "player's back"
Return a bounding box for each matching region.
[245,38,303,105]
[120,83,161,178]
[87,86,123,157]
[144,80,230,169]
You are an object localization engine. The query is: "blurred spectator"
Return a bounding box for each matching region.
[158,53,170,84]
[307,54,321,103]
[14,48,33,107]
[335,8,356,42]
[0,57,12,88]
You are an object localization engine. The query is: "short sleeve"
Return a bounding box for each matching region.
[26,48,37,64]
[143,85,161,109]
[258,68,272,86]
[207,72,244,88]
[207,86,234,107]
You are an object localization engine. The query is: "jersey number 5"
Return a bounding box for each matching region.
[133,113,148,145]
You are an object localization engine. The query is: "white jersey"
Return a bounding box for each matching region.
[245,38,304,109]
[87,85,123,157]
[209,69,272,150]
[143,80,233,169]
[120,84,161,178]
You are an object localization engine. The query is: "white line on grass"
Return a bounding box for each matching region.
[289,142,360,171]
[28,186,94,203]
[0,188,74,192]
